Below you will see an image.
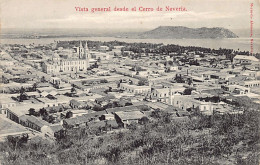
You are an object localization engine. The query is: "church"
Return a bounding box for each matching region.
[42,41,90,74]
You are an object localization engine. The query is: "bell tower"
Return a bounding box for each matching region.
[84,41,90,69]
[84,41,90,60]
[79,41,84,59]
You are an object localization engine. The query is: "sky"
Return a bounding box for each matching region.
[1,0,260,30]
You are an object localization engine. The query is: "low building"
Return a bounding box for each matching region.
[241,71,260,78]
[242,80,260,88]
[172,95,214,115]
[70,109,89,117]
[88,120,119,132]
[100,114,115,120]
[6,104,44,123]
[26,115,50,132]
[62,115,91,128]
[224,85,250,95]
[150,86,185,104]
[142,101,171,111]
[41,124,65,138]
[62,111,106,128]
[120,83,151,94]
[105,105,145,114]
[114,111,147,127]
[70,99,85,109]
[99,46,109,52]
[233,55,259,64]
[37,86,58,97]
[210,72,236,81]
[91,52,110,60]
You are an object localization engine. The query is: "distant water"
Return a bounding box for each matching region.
[0,37,260,53]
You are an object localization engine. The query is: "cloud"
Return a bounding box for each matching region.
[37,9,242,29]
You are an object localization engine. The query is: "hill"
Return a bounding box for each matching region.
[138,26,239,39]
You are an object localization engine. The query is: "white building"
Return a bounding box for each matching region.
[233,55,259,64]
[242,80,260,88]
[120,83,151,94]
[90,52,110,61]
[151,86,185,104]
[171,95,214,115]
[225,85,250,95]
[99,46,109,51]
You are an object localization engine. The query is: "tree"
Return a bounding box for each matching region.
[116,101,122,107]
[65,111,73,119]
[128,123,138,130]
[59,107,64,112]
[242,65,247,71]
[104,103,113,109]
[19,87,27,102]
[183,88,193,95]
[7,134,28,150]
[48,115,55,123]
[141,106,150,111]
[2,75,9,84]
[39,108,48,116]
[97,57,101,62]
[71,86,76,94]
[175,74,185,83]
[125,102,133,106]
[28,108,36,116]
[32,83,38,91]
[41,76,46,83]
[151,109,161,119]
[93,62,99,68]
[100,79,108,83]
[139,116,149,125]
[187,78,193,86]
[93,105,104,111]
[138,80,146,86]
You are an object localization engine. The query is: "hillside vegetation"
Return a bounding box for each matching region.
[0,107,259,165]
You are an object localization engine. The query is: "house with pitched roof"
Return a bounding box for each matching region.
[114,111,147,128]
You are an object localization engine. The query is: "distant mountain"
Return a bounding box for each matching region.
[137,26,239,39]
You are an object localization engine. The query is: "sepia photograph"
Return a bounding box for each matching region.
[0,0,260,164]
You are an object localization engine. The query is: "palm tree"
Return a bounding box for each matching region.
[187,78,193,86]
[19,87,26,102]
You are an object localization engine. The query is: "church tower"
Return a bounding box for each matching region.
[84,41,90,69]
[78,41,84,59]
[84,41,90,60]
